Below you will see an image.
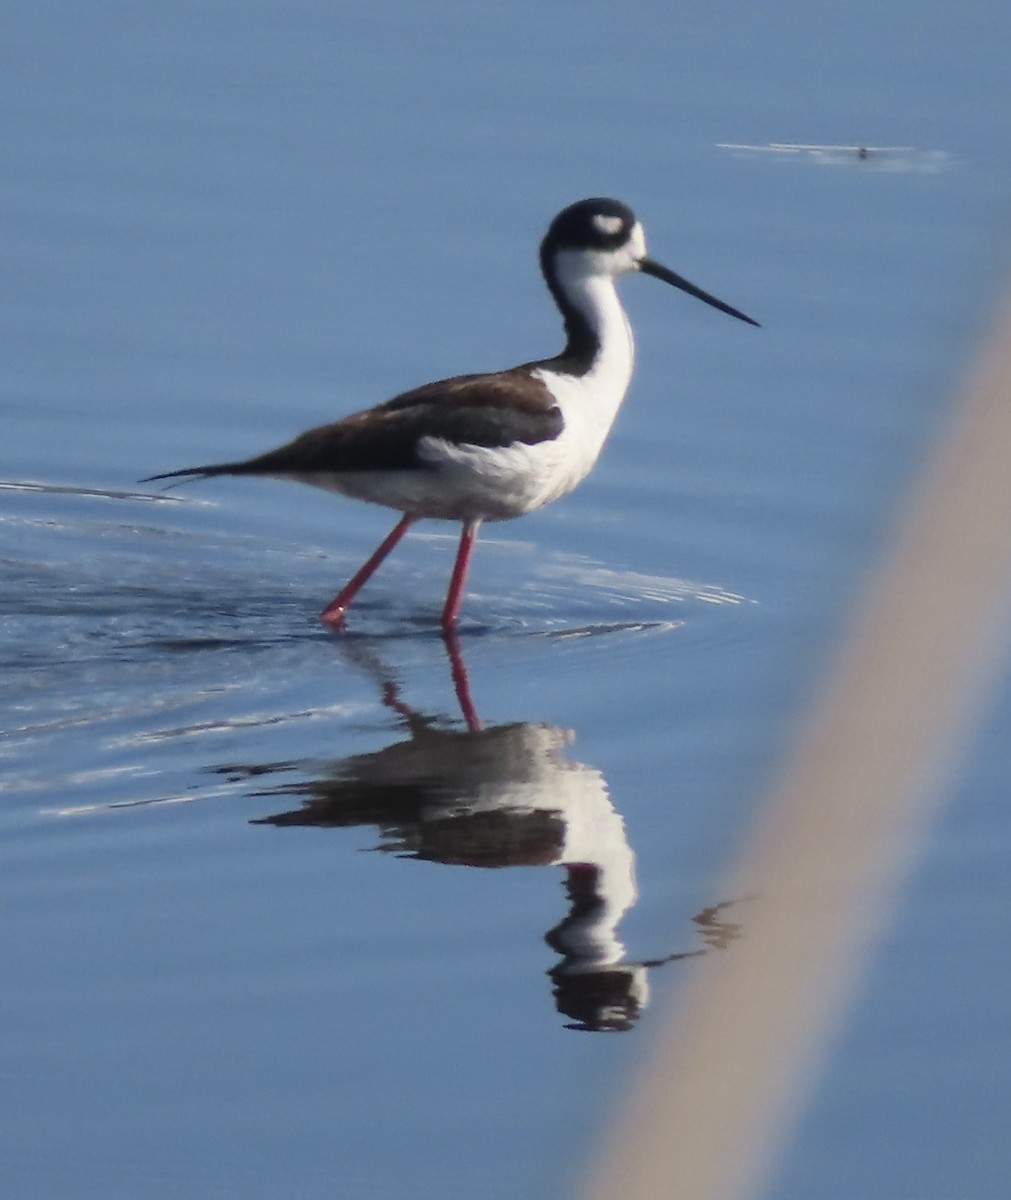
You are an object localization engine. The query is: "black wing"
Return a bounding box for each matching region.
[142,370,564,483]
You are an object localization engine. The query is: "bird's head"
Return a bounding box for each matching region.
[541,197,759,327]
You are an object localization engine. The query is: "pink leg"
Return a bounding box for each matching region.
[441,519,481,630]
[319,515,414,625]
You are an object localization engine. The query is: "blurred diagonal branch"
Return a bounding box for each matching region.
[584,289,1011,1200]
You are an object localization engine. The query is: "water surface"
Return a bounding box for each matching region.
[3,3,1011,1197]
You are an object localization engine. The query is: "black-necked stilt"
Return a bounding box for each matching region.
[144,198,757,628]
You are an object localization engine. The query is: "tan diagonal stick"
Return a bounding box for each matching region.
[584,293,1011,1200]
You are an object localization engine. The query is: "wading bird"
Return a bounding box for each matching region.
[144,198,757,628]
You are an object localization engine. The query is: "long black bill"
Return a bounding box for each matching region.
[640,257,759,327]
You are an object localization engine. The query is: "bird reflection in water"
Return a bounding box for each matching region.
[245,633,741,1032]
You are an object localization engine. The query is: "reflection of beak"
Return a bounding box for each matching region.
[640,257,760,327]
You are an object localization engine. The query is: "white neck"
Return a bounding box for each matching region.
[570,273,635,393]
[543,260,637,444]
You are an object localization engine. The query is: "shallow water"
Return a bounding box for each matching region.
[4,3,1011,1198]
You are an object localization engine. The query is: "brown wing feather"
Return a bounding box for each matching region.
[142,369,564,484]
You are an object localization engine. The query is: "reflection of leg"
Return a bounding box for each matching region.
[319,515,415,624]
[640,900,749,967]
[380,678,415,725]
[442,629,482,732]
[693,898,749,951]
[441,518,481,629]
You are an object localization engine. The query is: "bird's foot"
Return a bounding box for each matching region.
[318,602,348,627]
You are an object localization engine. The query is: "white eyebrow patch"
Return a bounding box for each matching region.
[592,214,625,236]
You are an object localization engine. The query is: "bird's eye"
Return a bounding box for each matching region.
[591,214,625,237]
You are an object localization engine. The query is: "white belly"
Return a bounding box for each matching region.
[289,434,592,522]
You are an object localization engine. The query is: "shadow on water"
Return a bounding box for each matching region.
[223,633,745,1033]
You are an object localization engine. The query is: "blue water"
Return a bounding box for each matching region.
[3,3,1010,1198]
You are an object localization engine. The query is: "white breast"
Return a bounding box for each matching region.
[383,274,636,522]
[411,362,635,521]
[524,270,638,507]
